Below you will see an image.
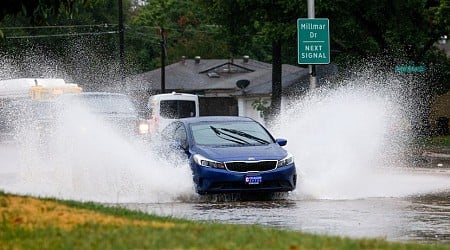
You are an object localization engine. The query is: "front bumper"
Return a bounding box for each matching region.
[191,163,297,194]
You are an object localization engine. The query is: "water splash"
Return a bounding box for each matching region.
[4,103,195,203]
[0,47,195,203]
[274,75,449,200]
[1,49,448,203]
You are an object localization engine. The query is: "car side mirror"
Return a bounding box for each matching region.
[180,140,189,151]
[172,139,188,151]
[275,138,287,146]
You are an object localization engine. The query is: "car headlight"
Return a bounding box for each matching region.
[193,154,226,169]
[137,120,149,135]
[277,153,294,168]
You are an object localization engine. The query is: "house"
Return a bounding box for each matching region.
[124,56,337,124]
[430,39,450,134]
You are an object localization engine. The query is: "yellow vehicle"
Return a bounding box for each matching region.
[0,78,82,100]
[30,83,82,100]
[0,78,83,141]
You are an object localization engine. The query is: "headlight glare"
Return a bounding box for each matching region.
[138,120,150,134]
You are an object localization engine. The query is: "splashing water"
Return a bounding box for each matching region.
[274,78,449,200]
[3,104,194,203]
[1,51,448,203]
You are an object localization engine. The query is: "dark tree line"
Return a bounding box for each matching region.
[1,0,449,118]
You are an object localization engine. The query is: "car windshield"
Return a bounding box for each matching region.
[63,94,137,114]
[190,121,274,146]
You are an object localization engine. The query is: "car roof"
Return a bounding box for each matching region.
[178,116,256,125]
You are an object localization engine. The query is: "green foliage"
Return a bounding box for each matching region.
[198,0,305,61]
[0,0,91,25]
[429,135,450,147]
[0,0,129,90]
[252,98,270,120]
[127,0,228,71]
[0,0,449,96]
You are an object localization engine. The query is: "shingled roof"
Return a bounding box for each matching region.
[125,57,336,97]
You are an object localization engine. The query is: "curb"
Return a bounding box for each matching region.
[419,148,450,168]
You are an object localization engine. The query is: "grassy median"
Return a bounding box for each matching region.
[0,191,448,250]
[428,135,450,147]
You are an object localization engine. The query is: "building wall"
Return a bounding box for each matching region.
[430,91,450,129]
[199,97,238,116]
[237,97,265,124]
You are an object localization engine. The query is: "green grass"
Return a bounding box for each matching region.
[414,135,450,149]
[1,192,449,250]
[428,135,450,147]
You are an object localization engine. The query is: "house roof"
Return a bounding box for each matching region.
[125,58,336,96]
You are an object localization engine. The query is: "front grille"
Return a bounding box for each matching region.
[225,161,277,172]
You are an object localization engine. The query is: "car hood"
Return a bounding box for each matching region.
[192,144,287,162]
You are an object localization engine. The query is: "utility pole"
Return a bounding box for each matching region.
[307,0,317,89]
[118,0,125,86]
[160,27,166,93]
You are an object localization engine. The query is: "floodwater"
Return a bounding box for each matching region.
[0,78,449,243]
[0,140,449,243]
[120,191,450,243]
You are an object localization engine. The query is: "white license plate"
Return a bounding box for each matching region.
[245,176,262,185]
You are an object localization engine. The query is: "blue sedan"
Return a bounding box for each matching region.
[160,116,297,195]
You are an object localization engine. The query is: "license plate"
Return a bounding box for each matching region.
[245,176,262,185]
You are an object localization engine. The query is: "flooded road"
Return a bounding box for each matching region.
[2,138,448,243]
[118,191,450,243]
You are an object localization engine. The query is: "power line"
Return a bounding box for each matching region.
[1,23,228,37]
[1,24,118,30]
[5,31,119,39]
[1,23,269,41]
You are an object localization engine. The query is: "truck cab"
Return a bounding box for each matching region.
[147,92,199,133]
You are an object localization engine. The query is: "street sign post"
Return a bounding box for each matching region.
[297,18,330,64]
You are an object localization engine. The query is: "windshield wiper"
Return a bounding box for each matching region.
[217,127,270,144]
[210,126,250,145]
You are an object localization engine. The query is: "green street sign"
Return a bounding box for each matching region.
[395,65,426,73]
[297,18,330,64]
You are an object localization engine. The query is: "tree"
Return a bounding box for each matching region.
[198,0,306,121]
[199,0,449,118]
[0,0,126,90]
[128,0,228,71]
[318,1,449,64]
[317,0,450,134]
[0,0,89,25]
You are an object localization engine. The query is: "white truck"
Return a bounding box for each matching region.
[147,92,199,133]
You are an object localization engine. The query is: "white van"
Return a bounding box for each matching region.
[147,92,199,133]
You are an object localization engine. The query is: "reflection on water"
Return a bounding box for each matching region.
[406,192,450,242]
[119,192,450,243]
